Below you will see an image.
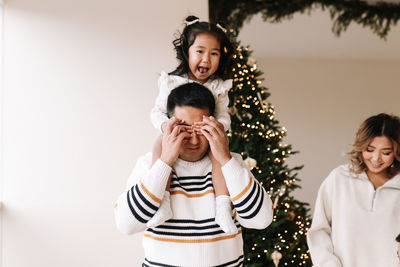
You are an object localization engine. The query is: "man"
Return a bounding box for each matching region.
[114,82,273,266]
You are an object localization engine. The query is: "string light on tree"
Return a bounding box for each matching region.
[227,31,312,266]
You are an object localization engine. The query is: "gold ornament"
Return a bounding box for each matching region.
[271,250,282,267]
[287,211,295,221]
[228,106,238,115]
[247,57,257,67]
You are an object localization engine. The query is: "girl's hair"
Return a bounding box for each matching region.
[169,15,234,80]
[349,113,400,177]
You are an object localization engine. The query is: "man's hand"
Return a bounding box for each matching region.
[160,117,190,166]
[200,116,231,166]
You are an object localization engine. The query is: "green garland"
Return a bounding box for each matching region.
[209,0,400,39]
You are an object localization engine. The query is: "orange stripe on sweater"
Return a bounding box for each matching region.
[231,178,253,202]
[140,181,161,204]
[170,189,214,198]
[144,229,242,243]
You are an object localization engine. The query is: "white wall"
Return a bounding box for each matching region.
[2,1,207,266]
[256,58,400,211]
[3,1,400,266]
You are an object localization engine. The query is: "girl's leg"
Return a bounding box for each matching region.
[147,134,173,228]
[151,134,172,190]
[210,150,229,196]
[209,150,237,234]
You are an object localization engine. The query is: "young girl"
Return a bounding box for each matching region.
[307,113,400,267]
[147,16,237,234]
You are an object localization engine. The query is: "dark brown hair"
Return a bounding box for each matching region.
[167,83,215,118]
[169,15,234,80]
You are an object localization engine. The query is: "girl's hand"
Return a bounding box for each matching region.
[200,116,231,165]
[192,121,205,135]
[160,117,191,166]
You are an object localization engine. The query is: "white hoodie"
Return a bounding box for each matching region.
[307,164,400,267]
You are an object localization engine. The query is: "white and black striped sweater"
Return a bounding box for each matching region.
[114,153,273,267]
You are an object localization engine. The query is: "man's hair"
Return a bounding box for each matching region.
[166,82,215,117]
[396,233,400,243]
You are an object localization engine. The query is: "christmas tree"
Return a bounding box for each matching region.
[227,32,313,266]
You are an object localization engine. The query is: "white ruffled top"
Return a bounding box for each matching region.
[150,71,232,132]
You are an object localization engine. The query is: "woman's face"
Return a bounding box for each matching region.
[362,136,395,176]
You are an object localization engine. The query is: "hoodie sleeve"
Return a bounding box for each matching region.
[307,171,343,267]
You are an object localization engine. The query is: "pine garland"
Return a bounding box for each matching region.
[209,0,400,39]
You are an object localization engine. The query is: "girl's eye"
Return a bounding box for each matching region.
[366,149,374,152]
[383,151,392,156]
[211,52,220,56]
[196,50,203,54]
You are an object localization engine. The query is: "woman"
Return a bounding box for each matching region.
[397,234,400,267]
[307,113,400,267]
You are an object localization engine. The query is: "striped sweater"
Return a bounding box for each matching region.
[114,152,273,266]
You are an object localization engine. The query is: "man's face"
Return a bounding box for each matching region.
[173,105,210,162]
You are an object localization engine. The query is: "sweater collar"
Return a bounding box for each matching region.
[174,155,211,168]
[347,164,400,189]
[356,169,400,189]
[381,173,400,189]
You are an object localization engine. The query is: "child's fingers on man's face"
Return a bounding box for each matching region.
[193,127,204,136]
[193,121,205,126]
[192,121,205,132]
[183,125,193,133]
[202,116,224,132]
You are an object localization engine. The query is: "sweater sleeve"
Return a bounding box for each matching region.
[221,153,273,229]
[114,155,172,235]
[150,72,173,132]
[307,171,343,267]
[214,90,231,131]
[212,79,232,131]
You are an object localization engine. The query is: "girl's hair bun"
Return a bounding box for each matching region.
[185,15,199,24]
